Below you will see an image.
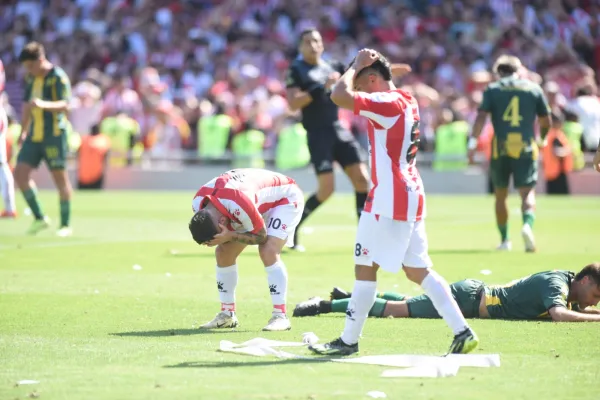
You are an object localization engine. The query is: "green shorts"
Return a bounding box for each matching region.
[406,279,484,319]
[17,133,68,170]
[490,155,538,189]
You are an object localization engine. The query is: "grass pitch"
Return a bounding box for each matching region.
[0,191,598,400]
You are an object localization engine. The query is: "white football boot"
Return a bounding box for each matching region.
[496,240,512,251]
[199,311,239,329]
[262,314,291,331]
[521,224,536,253]
[56,226,73,237]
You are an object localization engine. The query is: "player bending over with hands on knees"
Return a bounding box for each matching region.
[308,49,478,356]
[188,169,304,332]
[295,263,600,322]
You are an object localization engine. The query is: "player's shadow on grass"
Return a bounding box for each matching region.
[429,249,493,255]
[164,359,329,369]
[110,328,253,337]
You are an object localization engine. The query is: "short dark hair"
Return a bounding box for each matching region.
[353,51,393,82]
[18,42,45,62]
[189,209,219,245]
[299,28,318,42]
[575,263,600,286]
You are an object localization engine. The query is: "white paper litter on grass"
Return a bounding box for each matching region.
[219,340,306,359]
[238,337,308,348]
[132,264,142,271]
[333,354,500,368]
[366,391,387,398]
[381,364,459,378]
[17,380,39,385]
[480,269,492,275]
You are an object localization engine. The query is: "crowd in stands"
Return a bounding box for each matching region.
[1,0,600,166]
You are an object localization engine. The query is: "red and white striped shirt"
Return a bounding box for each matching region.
[192,169,301,233]
[354,89,425,221]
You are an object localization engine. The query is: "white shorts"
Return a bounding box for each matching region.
[262,186,304,247]
[354,212,433,273]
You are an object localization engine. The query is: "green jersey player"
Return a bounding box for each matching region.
[14,42,73,236]
[469,55,551,252]
[294,263,600,322]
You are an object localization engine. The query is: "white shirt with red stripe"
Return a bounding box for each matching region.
[192,169,301,234]
[353,89,425,222]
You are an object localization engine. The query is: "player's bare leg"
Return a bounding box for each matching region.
[50,169,73,237]
[293,172,334,252]
[309,263,378,355]
[518,186,536,252]
[344,162,369,219]
[14,163,49,234]
[200,241,247,329]
[259,236,291,331]
[494,187,511,250]
[403,266,478,354]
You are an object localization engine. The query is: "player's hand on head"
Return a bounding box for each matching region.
[205,223,232,246]
[355,49,378,69]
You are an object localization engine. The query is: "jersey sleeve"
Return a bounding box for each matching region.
[536,89,551,117]
[229,191,266,234]
[54,72,72,101]
[353,91,405,129]
[285,64,302,89]
[478,87,492,112]
[541,278,570,311]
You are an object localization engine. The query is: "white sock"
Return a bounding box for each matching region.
[420,269,469,335]
[340,280,377,345]
[265,261,288,315]
[0,162,15,212]
[216,264,237,313]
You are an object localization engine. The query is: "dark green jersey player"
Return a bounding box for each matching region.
[15,42,73,236]
[469,55,552,253]
[294,262,600,323]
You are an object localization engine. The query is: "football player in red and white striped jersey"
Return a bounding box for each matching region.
[189,168,304,331]
[0,58,17,218]
[309,49,479,356]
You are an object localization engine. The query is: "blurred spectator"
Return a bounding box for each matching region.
[0,0,598,163]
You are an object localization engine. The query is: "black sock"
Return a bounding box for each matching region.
[355,192,367,219]
[294,194,322,246]
[319,300,332,313]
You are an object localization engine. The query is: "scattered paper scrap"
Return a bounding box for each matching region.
[366,391,387,398]
[165,272,172,277]
[17,380,39,385]
[219,340,306,359]
[382,364,459,378]
[333,354,500,368]
[132,264,142,271]
[480,269,492,275]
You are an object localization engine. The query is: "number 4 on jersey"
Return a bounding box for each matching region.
[503,96,522,127]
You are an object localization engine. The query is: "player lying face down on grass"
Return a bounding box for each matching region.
[307,49,478,357]
[188,168,304,332]
[294,263,600,322]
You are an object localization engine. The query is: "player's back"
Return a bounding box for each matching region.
[485,270,573,319]
[483,76,547,144]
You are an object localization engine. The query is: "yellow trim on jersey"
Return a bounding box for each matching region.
[485,295,502,307]
[31,77,45,142]
[492,136,498,160]
[51,77,60,136]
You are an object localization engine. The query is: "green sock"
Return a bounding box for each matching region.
[378,291,406,301]
[369,298,389,317]
[22,189,44,220]
[522,211,535,228]
[498,224,508,242]
[60,200,70,227]
[331,299,350,313]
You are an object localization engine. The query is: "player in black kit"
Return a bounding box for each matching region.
[285,29,369,251]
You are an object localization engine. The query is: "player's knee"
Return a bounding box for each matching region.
[215,245,237,266]
[259,240,281,266]
[13,165,29,187]
[403,266,429,285]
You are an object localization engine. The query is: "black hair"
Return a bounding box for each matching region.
[575,263,600,286]
[496,64,518,76]
[18,41,45,62]
[564,109,578,122]
[189,209,219,245]
[298,28,319,44]
[353,52,393,82]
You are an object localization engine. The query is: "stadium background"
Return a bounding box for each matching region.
[1,0,600,193]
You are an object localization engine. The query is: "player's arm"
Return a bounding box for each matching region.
[549,306,600,322]
[391,63,412,78]
[228,227,268,246]
[579,307,600,315]
[228,192,268,245]
[20,77,33,141]
[468,87,491,158]
[536,89,552,140]
[285,66,312,111]
[32,74,72,112]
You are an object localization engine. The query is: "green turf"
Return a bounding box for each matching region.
[0,191,598,400]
